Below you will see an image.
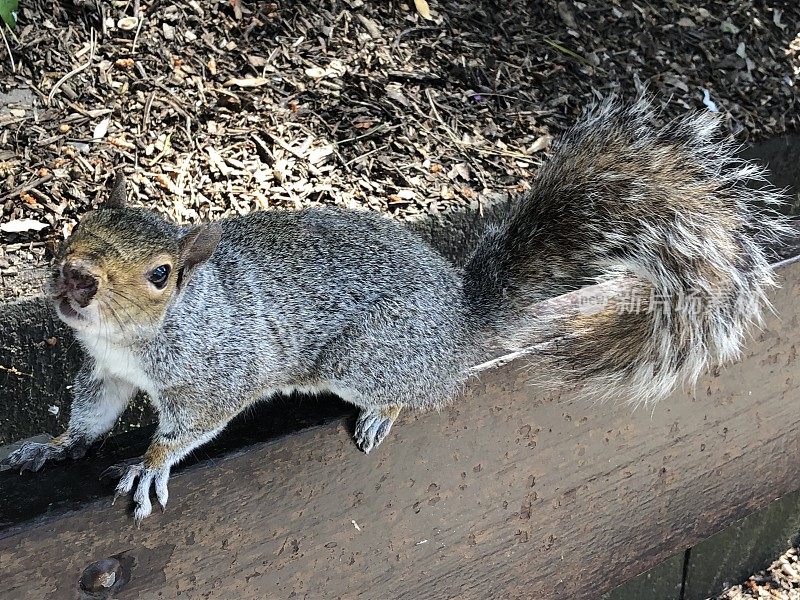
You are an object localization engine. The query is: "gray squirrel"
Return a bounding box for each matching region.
[2,99,789,524]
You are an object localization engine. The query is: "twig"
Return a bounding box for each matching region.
[0,23,15,73]
[543,37,589,65]
[152,81,195,145]
[387,70,442,85]
[424,90,489,190]
[264,130,307,160]
[0,364,33,378]
[420,91,535,160]
[148,131,172,166]
[0,173,54,202]
[131,13,144,53]
[142,91,156,132]
[48,29,97,105]
[336,123,397,145]
[297,119,351,174]
[392,26,441,50]
[264,131,325,177]
[176,151,195,195]
[64,101,108,119]
[343,144,387,168]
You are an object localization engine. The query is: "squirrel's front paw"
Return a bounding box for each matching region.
[2,441,68,473]
[102,459,170,526]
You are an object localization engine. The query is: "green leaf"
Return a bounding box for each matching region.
[0,0,18,28]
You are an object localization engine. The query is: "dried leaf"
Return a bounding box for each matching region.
[458,186,476,199]
[664,75,689,93]
[528,135,553,153]
[154,173,179,194]
[773,9,786,29]
[247,55,267,68]
[557,2,577,30]
[385,87,409,106]
[448,163,471,181]
[356,14,381,39]
[328,59,346,76]
[720,18,740,34]
[223,77,269,88]
[117,16,139,31]
[206,146,232,176]
[1,218,49,233]
[305,67,327,79]
[93,118,111,140]
[308,146,333,165]
[414,0,432,20]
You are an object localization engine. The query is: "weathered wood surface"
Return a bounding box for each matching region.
[1,258,799,600]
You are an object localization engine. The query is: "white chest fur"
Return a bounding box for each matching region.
[78,333,155,394]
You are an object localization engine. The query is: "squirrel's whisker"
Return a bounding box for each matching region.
[108,289,152,320]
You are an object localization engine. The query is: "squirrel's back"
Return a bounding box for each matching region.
[207,207,463,324]
[157,206,475,405]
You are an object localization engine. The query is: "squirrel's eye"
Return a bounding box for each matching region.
[148,265,171,289]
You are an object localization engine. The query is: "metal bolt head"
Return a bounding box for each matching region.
[80,558,121,593]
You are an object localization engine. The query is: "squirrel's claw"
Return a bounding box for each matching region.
[99,456,141,480]
[155,469,169,511]
[1,441,66,473]
[104,459,170,524]
[354,406,400,454]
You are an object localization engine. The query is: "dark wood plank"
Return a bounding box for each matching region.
[1,258,798,600]
[684,489,800,599]
[602,552,686,600]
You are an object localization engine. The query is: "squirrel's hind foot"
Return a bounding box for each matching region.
[104,458,170,526]
[354,405,402,454]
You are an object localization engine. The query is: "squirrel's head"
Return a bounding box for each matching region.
[50,172,222,341]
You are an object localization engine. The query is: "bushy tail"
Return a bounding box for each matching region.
[464,99,792,403]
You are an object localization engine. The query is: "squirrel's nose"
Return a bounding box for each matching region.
[62,262,99,307]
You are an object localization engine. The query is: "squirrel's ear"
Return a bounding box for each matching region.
[106,171,128,208]
[178,223,222,276]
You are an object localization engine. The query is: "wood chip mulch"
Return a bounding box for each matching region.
[1,0,798,299]
[717,543,800,600]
